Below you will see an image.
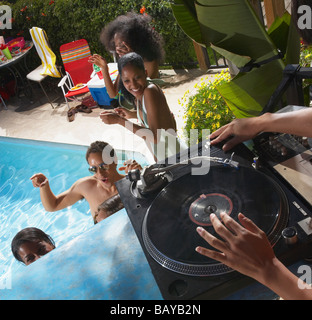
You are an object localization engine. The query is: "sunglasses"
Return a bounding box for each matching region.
[88,162,110,174]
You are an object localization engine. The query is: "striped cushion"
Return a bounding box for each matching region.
[60,41,91,64]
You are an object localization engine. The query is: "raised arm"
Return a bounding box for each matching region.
[30,173,84,212]
[88,54,119,98]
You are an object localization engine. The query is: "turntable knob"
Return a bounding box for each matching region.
[280,146,287,156]
[282,227,298,245]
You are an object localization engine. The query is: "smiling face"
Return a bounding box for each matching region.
[18,241,55,266]
[87,152,118,188]
[121,63,148,99]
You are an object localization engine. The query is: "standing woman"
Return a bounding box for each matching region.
[89,12,165,99]
[99,53,184,162]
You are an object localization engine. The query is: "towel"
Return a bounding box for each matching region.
[29,27,61,78]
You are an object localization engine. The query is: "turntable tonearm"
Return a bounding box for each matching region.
[116,116,312,300]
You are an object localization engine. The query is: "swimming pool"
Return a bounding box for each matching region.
[0,137,148,285]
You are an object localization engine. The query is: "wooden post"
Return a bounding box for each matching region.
[192,40,210,71]
[263,0,286,28]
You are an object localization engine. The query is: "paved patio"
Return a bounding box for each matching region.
[0,67,223,163]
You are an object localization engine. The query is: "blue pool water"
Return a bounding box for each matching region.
[0,137,148,284]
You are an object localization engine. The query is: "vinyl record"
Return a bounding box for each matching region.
[142,164,289,276]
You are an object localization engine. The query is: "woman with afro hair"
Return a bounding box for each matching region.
[89,12,165,99]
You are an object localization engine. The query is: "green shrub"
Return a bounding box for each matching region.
[180,69,235,142]
[2,0,196,66]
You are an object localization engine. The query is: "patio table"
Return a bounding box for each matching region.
[0,41,33,99]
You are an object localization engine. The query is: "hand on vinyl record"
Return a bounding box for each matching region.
[195,212,276,283]
[210,118,262,151]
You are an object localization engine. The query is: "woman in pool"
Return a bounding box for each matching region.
[99,52,184,162]
[11,227,55,266]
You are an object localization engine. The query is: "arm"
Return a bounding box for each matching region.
[142,85,177,143]
[211,108,312,151]
[196,212,312,300]
[100,85,176,144]
[88,54,119,98]
[99,111,152,141]
[30,173,84,212]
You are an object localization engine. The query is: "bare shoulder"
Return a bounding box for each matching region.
[71,176,97,191]
[144,83,166,103]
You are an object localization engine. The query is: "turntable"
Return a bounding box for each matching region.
[116,131,312,300]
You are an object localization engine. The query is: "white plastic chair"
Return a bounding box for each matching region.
[27,27,61,108]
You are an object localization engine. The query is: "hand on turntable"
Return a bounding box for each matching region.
[195,212,275,279]
[210,117,263,151]
[195,212,312,300]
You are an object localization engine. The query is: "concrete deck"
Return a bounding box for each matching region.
[0,68,222,162]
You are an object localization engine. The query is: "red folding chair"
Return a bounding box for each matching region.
[58,39,94,108]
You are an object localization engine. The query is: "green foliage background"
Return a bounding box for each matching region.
[1,0,197,67]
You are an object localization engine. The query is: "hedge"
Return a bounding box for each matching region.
[1,0,197,67]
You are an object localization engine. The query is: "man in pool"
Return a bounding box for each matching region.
[30,141,141,220]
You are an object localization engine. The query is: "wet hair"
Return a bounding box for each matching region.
[11,227,55,263]
[292,0,312,44]
[100,12,165,63]
[117,52,146,104]
[94,194,124,224]
[85,141,116,163]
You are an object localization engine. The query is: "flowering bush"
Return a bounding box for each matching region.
[300,43,312,67]
[299,43,312,105]
[299,43,312,67]
[180,69,234,142]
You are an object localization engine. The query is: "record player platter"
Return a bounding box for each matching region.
[142,164,289,277]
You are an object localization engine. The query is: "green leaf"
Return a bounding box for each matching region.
[217,60,285,118]
[171,0,204,45]
[171,0,300,118]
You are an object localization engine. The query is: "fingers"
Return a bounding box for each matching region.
[195,245,226,263]
[195,213,250,258]
[122,41,131,52]
[219,212,245,235]
[210,213,236,241]
[237,212,262,234]
[118,160,142,173]
[196,226,228,254]
[30,173,48,187]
